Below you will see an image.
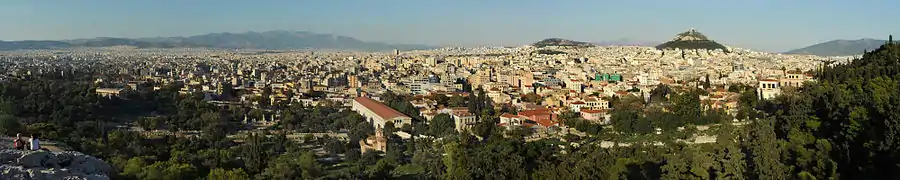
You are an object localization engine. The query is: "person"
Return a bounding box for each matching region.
[13,133,27,150]
[29,134,39,151]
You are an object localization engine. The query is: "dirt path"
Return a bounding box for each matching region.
[0,137,64,151]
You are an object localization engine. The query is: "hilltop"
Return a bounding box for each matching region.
[0,30,438,52]
[655,29,729,52]
[785,38,889,56]
[531,38,595,48]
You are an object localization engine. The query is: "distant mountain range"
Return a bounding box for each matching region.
[594,38,658,47]
[0,30,438,51]
[785,38,890,56]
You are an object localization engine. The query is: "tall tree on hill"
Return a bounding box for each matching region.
[744,118,788,180]
[703,75,712,89]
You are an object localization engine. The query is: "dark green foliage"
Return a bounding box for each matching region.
[521,92,543,104]
[648,84,671,103]
[531,38,594,48]
[0,115,22,136]
[429,114,456,137]
[530,49,567,55]
[259,151,322,179]
[655,40,729,52]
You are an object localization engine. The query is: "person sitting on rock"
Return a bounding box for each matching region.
[13,133,27,150]
[29,134,40,151]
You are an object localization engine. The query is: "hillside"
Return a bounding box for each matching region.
[785,38,889,56]
[0,31,438,51]
[655,29,729,52]
[532,38,595,48]
[784,39,900,178]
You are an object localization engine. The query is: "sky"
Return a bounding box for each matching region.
[1,0,898,52]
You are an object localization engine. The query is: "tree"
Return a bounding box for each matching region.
[745,118,789,180]
[431,94,450,106]
[429,114,456,137]
[121,157,148,179]
[714,123,747,180]
[0,115,22,135]
[611,106,651,135]
[207,168,250,180]
[412,140,446,179]
[670,90,703,125]
[384,121,396,137]
[703,74,712,88]
[522,93,543,104]
[649,84,672,103]
[259,151,322,179]
[448,95,467,107]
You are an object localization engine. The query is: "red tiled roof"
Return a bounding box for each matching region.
[500,113,519,118]
[453,111,474,117]
[580,109,608,114]
[354,97,409,120]
[535,118,558,127]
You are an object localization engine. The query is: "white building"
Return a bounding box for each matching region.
[352,97,413,129]
[452,112,477,133]
[757,79,781,100]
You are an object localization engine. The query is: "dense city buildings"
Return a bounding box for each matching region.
[0,30,848,142]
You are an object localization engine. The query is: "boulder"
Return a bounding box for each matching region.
[67,153,113,175]
[17,151,53,168]
[0,149,111,180]
[0,149,25,164]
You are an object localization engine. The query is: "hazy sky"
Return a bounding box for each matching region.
[2,0,898,52]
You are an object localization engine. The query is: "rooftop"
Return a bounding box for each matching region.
[354,97,410,120]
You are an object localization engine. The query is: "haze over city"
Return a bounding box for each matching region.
[2,0,899,52]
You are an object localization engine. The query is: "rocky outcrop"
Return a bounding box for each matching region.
[0,149,112,180]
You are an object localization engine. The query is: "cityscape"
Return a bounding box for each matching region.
[0,1,899,180]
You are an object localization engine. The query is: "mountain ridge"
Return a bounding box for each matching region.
[0,30,438,51]
[785,38,889,56]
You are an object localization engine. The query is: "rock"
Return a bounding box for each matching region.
[56,152,74,166]
[18,151,52,168]
[0,150,112,180]
[67,153,113,175]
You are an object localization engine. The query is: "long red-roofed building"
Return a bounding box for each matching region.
[352,97,412,129]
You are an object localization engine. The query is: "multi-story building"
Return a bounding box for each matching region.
[757,79,781,100]
[452,111,477,133]
[780,70,812,88]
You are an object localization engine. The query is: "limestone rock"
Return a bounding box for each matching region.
[0,149,111,180]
